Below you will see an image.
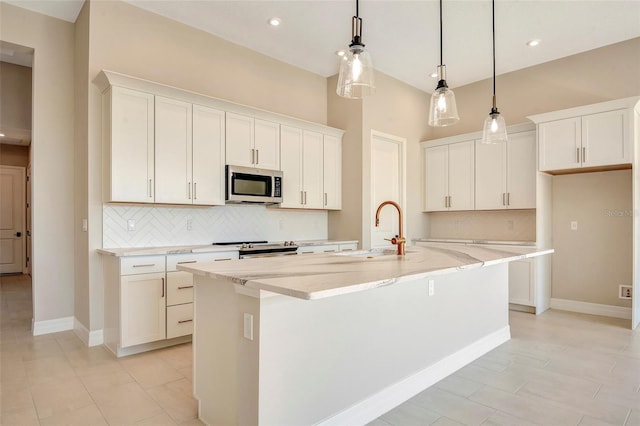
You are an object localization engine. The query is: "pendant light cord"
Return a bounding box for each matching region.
[439,0,443,66]
[492,0,496,109]
[356,0,359,18]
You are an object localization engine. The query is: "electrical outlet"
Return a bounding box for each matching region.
[619,285,632,300]
[570,221,578,231]
[243,313,254,340]
[186,219,193,231]
[428,279,435,296]
[127,219,135,232]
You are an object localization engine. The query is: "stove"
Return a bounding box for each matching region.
[213,241,299,258]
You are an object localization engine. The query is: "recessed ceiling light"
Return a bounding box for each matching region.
[526,39,541,47]
[0,133,5,137]
[268,17,281,27]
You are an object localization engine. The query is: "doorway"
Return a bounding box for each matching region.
[369,130,406,249]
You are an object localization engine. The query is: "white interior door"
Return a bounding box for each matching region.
[370,131,405,249]
[0,166,25,274]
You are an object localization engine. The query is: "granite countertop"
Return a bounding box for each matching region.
[96,245,239,257]
[97,239,359,257]
[178,242,553,300]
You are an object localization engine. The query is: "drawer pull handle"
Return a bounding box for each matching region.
[342,249,354,251]
[214,258,232,261]
[323,250,336,253]
[178,285,194,290]
[177,261,197,264]
[178,319,193,324]
[133,264,155,268]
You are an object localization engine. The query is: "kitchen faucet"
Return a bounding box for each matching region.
[374,200,406,255]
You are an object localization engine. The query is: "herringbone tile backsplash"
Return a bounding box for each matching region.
[103,204,328,248]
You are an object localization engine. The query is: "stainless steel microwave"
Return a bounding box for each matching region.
[225,165,283,204]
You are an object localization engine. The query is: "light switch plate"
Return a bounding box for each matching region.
[243,313,254,340]
[570,221,578,231]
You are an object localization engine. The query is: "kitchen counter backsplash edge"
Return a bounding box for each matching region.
[413,238,536,247]
[98,240,359,257]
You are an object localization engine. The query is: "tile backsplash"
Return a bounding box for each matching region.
[103,204,328,248]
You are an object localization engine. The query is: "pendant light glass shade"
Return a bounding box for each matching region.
[481,0,507,144]
[336,5,376,99]
[428,65,459,126]
[482,106,508,144]
[428,0,459,127]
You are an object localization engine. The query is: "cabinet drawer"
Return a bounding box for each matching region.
[298,244,340,254]
[339,243,358,252]
[167,271,194,306]
[167,303,193,339]
[166,251,238,271]
[121,255,166,275]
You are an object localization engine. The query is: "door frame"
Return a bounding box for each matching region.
[0,164,27,274]
[366,130,407,249]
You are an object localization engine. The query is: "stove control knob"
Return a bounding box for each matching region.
[248,243,254,249]
[241,243,248,249]
[289,241,296,246]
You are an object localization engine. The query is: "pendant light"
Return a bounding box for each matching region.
[428,0,459,127]
[336,0,375,99]
[481,0,508,144]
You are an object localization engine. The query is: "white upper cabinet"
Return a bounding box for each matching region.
[424,141,474,212]
[226,112,280,170]
[323,134,342,210]
[532,100,634,173]
[192,105,226,206]
[155,98,225,206]
[105,86,155,203]
[475,130,536,210]
[155,96,192,204]
[280,126,325,209]
[302,130,324,209]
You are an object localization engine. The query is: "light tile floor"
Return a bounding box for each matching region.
[2,274,639,425]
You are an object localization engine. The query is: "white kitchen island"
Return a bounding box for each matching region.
[179,243,553,426]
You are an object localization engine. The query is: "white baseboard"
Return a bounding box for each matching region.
[73,318,104,347]
[33,316,74,336]
[551,298,632,320]
[319,326,511,426]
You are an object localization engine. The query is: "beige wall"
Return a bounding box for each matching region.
[0,61,32,132]
[327,71,430,247]
[0,144,29,167]
[0,4,75,323]
[428,210,536,242]
[552,170,632,307]
[74,2,92,331]
[429,37,640,140]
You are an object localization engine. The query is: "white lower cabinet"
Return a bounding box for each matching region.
[297,242,358,255]
[508,259,535,307]
[103,250,238,357]
[119,256,167,348]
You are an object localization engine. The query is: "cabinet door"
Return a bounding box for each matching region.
[302,130,324,209]
[448,141,475,211]
[508,259,535,307]
[538,117,581,171]
[155,96,192,204]
[424,145,448,212]
[475,139,506,210]
[109,87,155,202]
[507,131,536,209]
[121,272,166,347]
[280,125,303,208]
[254,119,280,170]
[582,109,630,168]
[193,105,225,205]
[226,112,254,167]
[323,135,342,210]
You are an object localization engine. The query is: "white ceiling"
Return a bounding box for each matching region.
[3,0,640,92]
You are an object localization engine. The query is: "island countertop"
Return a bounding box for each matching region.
[178,242,553,300]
